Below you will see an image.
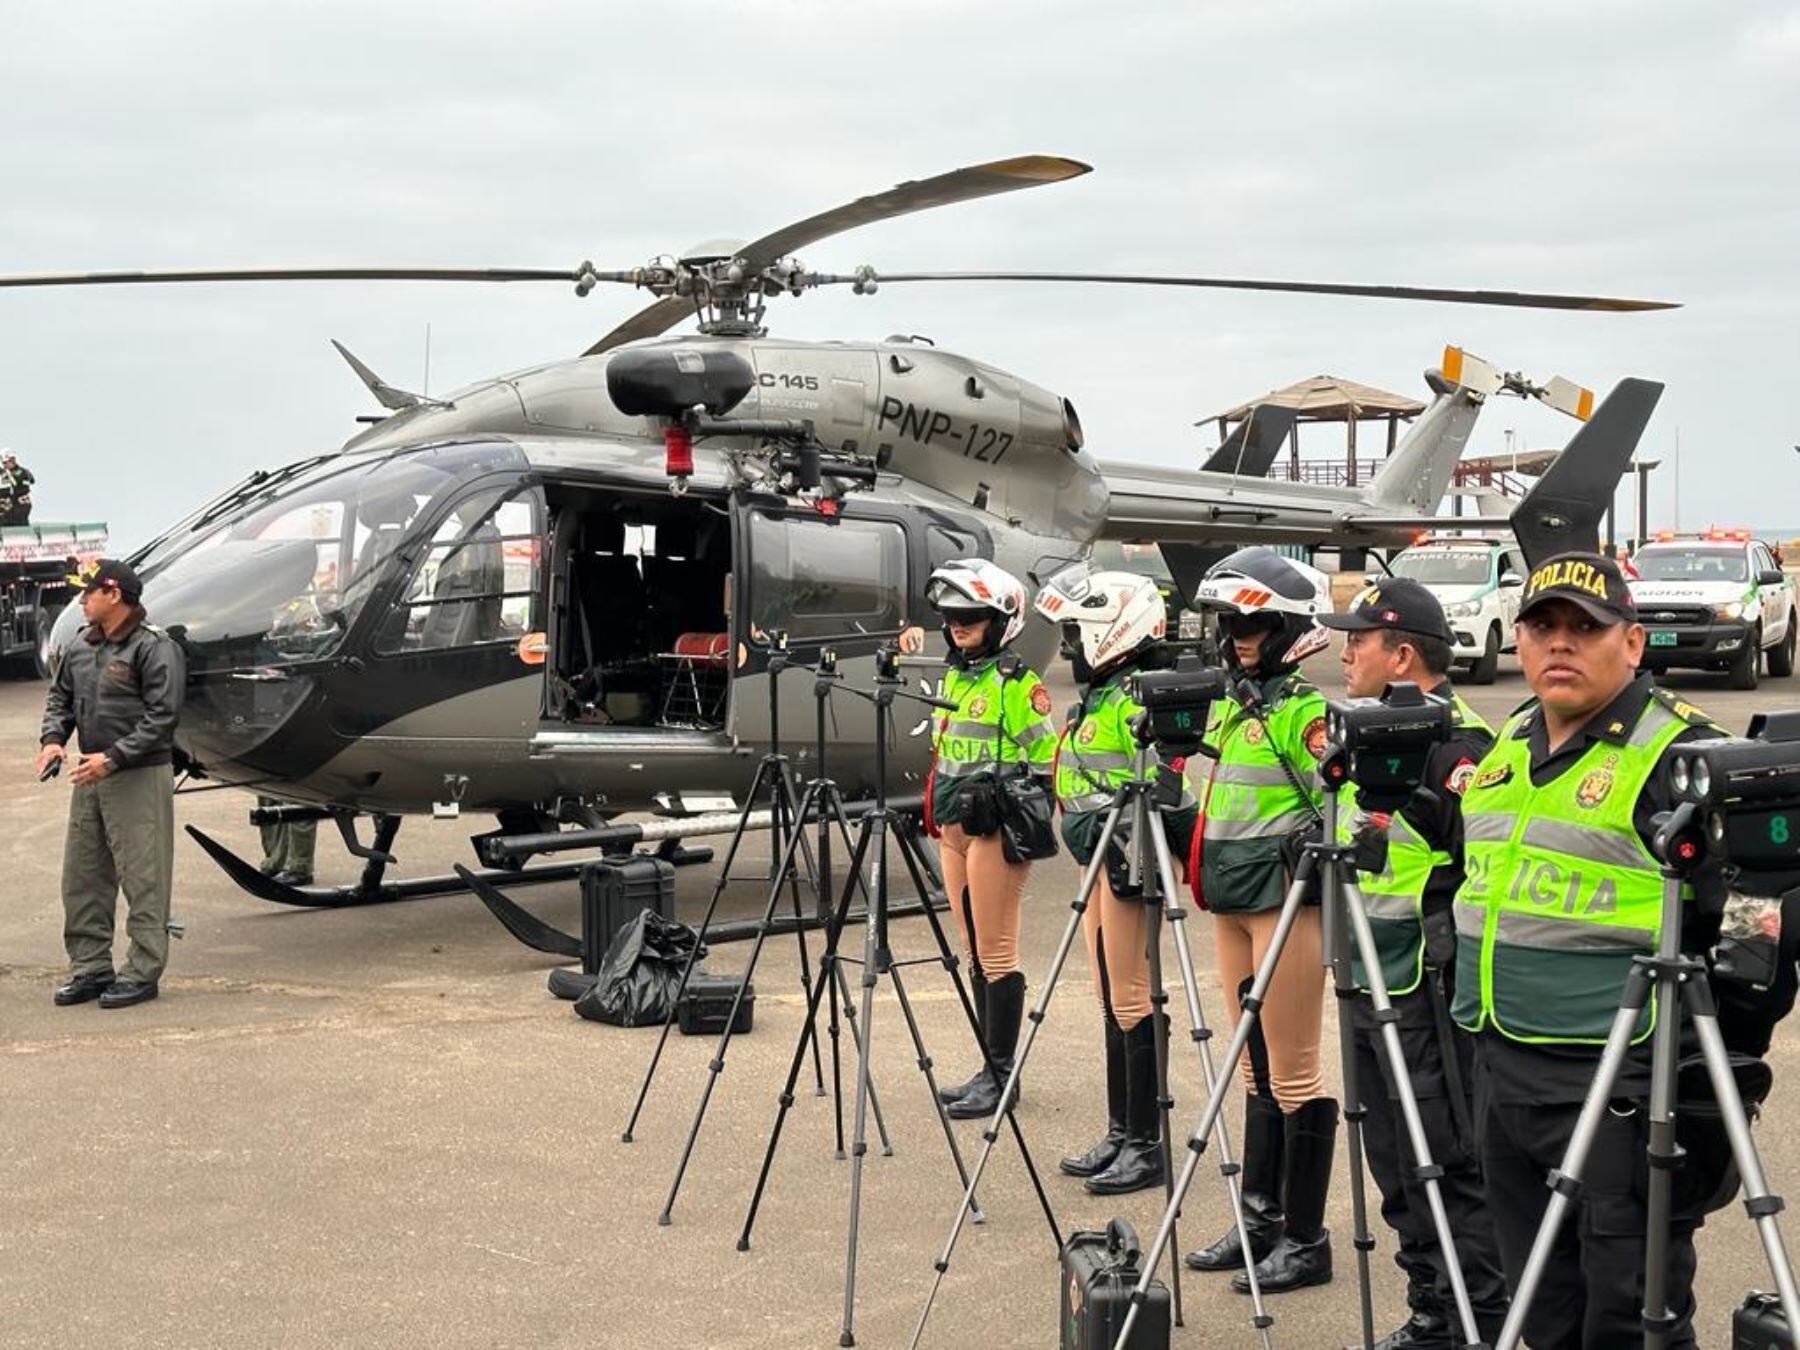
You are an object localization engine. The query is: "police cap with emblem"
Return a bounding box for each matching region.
[1316,576,1454,644]
[74,558,144,603]
[1517,550,1637,626]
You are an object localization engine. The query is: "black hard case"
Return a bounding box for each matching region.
[1058,1219,1170,1350]
[580,855,675,972]
[1734,1292,1795,1349]
[677,972,755,1036]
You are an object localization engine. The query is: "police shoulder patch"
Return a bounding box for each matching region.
[1303,716,1329,760]
[1446,759,1477,796]
[1030,684,1053,716]
[1649,686,1718,728]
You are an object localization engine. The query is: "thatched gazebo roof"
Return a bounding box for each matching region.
[1202,374,1425,427]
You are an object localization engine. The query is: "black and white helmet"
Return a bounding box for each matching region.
[1196,546,1331,669]
[926,558,1027,647]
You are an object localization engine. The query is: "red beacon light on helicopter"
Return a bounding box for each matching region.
[663,423,696,481]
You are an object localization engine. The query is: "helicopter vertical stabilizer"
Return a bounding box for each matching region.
[1506,378,1663,566]
[1363,377,1483,514]
[1199,403,1299,476]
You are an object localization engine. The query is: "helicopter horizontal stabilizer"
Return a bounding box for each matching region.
[330,339,444,412]
[1200,403,1298,476]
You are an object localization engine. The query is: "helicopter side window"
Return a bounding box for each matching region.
[376,488,542,654]
[747,511,906,642]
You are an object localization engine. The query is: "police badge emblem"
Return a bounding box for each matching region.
[1575,768,1614,809]
[1241,721,1265,746]
[969,695,988,718]
[1077,719,1099,745]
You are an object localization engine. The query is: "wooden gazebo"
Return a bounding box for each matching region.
[1202,374,1426,486]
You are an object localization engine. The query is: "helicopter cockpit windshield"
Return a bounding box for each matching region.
[140,442,528,678]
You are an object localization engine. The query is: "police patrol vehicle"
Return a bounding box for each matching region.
[1384,533,1528,683]
[1630,527,1797,689]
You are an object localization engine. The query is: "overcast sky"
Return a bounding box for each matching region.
[3,0,1796,550]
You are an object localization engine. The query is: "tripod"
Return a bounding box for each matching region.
[911,737,1277,1350]
[1116,780,1491,1350]
[1493,804,1799,1350]
[649,642,898,1219]
[736,649,1059,1347]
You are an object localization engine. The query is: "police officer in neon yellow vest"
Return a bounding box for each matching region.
[1033,566,1196,1196]
[1184,546,1340,1295]
[1453,552,1723,1349]
[1316,576,1508,1348]
[923,558,1059,1121]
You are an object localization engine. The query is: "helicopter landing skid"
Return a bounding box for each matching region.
[185,824,594,910]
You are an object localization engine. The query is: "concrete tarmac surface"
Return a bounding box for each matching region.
[4,657,1798,1348]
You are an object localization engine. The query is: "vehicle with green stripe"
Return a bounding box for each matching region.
[1628,530,1796,690]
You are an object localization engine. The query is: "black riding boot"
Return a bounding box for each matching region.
[1085,1016,1166,1195]
[1235,1097,1337,1293]
[948,971,1025,1119]
[937,967,988,1104]
[1059,1020,1127,1177]
[1186,1092,1286,1270]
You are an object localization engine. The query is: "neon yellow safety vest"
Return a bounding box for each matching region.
[1055,679,1196,814]
[1339,693,1493,996]
[1450,694,1692,1045]
[1199,673,1328,914]
[929,655,1058,826]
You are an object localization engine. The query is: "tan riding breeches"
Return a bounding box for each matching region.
[1081,871,1153,1031]
[1212,905,1326,1111]
[939,824,1028,979]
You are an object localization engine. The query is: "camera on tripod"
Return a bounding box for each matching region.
[1320,682,1452,813]
[1660,710,1800,883]
[1134,661,1227,756]
[875,642,902,682]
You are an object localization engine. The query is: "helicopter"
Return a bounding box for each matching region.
[6,155,1673,911]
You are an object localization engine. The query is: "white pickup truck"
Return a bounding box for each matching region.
[1385,535,1527,683]
[1629,532,1796,689]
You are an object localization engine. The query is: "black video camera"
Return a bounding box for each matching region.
[1135,661,1227,756]
[1661,710,1800,886]
[1320,682,1452,813]
[875,642,902,682]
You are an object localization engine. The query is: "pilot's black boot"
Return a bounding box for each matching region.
[937,965,988,1105]
[1234,1097,1337,1293]
[948,971,1024,1119]
[1186,1092,1286,1270]
[1059,1020,1126,1177]
[1085,1018,1166,1195]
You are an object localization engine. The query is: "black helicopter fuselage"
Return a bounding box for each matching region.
[96,335,1106,818]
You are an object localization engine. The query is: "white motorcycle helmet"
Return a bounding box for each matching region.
[1034,563,1166,679]
[1195,546,1331,671]
[926,557,1028,649]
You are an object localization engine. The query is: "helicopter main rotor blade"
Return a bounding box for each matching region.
[740,155,1091,271]
[811,269,1678,312]
[0,266,584,289]
[582,296,695,357]
[580,154,1093,355]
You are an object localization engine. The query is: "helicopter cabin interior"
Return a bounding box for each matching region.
[547,487,734,730]
[544,484,937,735]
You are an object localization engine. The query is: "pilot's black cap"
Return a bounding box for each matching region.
[1316,576,1453,644]
[1517,551,1637,626]
[74,558,144,603]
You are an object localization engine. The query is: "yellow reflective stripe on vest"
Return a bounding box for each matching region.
[1204,808,1314,840]
[1208,763,1294,788]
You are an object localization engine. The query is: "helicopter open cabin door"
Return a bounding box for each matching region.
[733,498,927,796]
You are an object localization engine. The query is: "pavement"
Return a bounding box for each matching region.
[3,651,1798,1348]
